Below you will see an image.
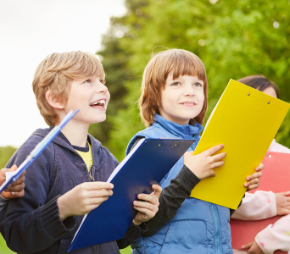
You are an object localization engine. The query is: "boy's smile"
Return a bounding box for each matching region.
[65,74,110,126]
[89,99,107,111]
[159,73,204,125]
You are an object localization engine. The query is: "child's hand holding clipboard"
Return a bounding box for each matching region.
[0,109,79,194]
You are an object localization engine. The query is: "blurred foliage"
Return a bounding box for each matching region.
[1,1,290,253]
[0,236,14,254]
[0,146,16,169]
[88,16,134,148]
[0,147,16,253]
[120,246,131,254]
[89,0,290,161]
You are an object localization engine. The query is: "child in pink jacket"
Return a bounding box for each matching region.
[232,75,290,254]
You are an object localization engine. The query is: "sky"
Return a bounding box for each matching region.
[0,0,126,147]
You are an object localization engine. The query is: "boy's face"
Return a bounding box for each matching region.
[158,72,204,125]
[64,74,110,125]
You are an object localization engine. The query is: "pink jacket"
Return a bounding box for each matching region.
[232,140,290,254]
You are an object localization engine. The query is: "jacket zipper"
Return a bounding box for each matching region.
[89,166,94,181]
[210,204,221,254]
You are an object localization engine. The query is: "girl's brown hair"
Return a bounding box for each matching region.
[238,75,279,98]
[32,51,104,126]
[139,49,208,127]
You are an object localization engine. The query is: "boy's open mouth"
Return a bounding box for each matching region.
[90,99,106,109]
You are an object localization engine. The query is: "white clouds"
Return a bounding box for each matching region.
[0,0,126,147]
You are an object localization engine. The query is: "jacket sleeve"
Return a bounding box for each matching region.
[142,165,200,237]
[255,214,290,253]
[0,196,8,211]
[231,191,276,220]
[117,223,148,249]
[127,138,200,238]
[0,137,76,253]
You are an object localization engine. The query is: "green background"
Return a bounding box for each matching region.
[1,0,290,253]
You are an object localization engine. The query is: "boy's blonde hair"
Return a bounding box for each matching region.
[32,51,105,126]
[139,49,208,127]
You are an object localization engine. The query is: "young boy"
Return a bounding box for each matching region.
[0,51,161,254]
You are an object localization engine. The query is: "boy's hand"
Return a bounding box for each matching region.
[241,240,264,254]
[244,164,263,190]
[184,144,226,180]
[133,184,162,225]
[57,182,114,220]
[1,165,26,199]
[276,191,290,215]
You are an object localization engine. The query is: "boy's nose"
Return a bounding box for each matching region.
[183,84,196,96]
[96,81,108,94]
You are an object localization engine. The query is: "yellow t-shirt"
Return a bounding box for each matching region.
[74,142,93,172]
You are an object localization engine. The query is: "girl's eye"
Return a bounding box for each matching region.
[172,82,181,86]
[194,82,202,87]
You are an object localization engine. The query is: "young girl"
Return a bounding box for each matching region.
[126,49,263,254]
[231,75,290,254]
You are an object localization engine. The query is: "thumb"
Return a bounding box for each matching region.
[7,165,18,172]
[206,144,224,156]
[277,191,290,197]
[151,184,162,199]
[279,209,290,215]
[241,241,254,249]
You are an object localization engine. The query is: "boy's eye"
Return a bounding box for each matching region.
[84,79,92,84]
[100,79,106,85]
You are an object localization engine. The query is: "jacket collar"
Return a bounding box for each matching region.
[31,128,102,165]
[153,114,203,139]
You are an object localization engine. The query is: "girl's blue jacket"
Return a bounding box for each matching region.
[126,114,233,254]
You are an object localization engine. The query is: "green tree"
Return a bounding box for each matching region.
[103,0,290,161]
[89,25,132,149]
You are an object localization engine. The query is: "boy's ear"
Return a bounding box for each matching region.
[45,90,64,109]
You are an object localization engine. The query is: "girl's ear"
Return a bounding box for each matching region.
[45,90,64,109]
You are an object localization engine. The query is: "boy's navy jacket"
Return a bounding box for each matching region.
[0,128,145,254]
[126,114,233,254]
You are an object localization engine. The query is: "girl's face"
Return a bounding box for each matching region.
[158,72,205,125]
[262,86,277,98]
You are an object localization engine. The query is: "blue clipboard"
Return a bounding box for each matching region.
[0,109,79,194]
[68,138,194,251]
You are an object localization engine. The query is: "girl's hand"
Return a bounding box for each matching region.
[57,182,114,220]
[1,165,26,199]
[276,191,290,215]
[241,240,264,254]
[133,184,162,225]
[184,144,226,180]
[244,164,263,190]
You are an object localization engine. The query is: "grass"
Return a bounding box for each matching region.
[0,236,14,254]
[0,235,131,254]
[120,246,132,254]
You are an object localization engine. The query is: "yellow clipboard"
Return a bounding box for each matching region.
[190,79,290,209]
